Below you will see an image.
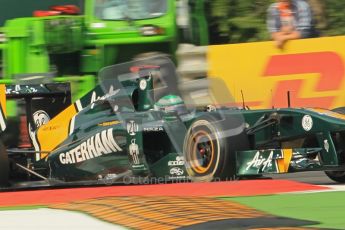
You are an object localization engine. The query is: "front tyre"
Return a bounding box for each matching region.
[325,171,345,183]
[325,107,345,183]
[183,115,249,182]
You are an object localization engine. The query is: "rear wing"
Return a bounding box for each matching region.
[0,83,71,132]
[5,83,70,99]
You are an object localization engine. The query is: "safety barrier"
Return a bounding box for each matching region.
[207,36,345,109]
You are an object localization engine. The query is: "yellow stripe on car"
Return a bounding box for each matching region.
[277,149,293,173]
[37,104,77,155]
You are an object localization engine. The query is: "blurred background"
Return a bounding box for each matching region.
[1,0,345,111]
[207,0,344,44]
[0,0,79,25]
[1,0,344,44]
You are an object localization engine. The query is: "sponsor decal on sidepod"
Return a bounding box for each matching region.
[170,167,184,176]
[168,156,184,166]
[59,128,122,164]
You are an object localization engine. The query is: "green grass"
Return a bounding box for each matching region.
[223,191,345,229]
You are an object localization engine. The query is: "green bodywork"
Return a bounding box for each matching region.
[44,68,190,180]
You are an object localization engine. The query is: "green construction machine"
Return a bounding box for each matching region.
[0,0,209,104]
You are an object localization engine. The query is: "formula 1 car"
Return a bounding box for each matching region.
[1,57,345,189]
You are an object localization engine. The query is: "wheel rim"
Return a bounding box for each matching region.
[190,130,215,174]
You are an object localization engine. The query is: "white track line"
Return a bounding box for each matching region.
[324,184,345,191]
[282,184,345,194]
[0,208,126,230]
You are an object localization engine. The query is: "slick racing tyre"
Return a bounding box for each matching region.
[324,107,345,183]
[0,141,9,187]
[325,171,345,183]
[183,115,249,182]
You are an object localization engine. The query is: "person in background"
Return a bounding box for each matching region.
[267,0,317,48]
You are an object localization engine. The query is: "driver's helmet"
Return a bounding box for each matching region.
[154,95,188,115]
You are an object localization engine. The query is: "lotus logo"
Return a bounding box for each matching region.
[33,110,50,128]
[302,115,313,131]
[127,120,138,136]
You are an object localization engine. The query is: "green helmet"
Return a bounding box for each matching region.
[154,95,187,115]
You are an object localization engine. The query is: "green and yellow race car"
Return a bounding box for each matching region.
[0,57,345,189]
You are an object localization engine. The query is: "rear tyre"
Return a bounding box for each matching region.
[183,115,249,182]
[324,107,345,183]
[0,141,9,187]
